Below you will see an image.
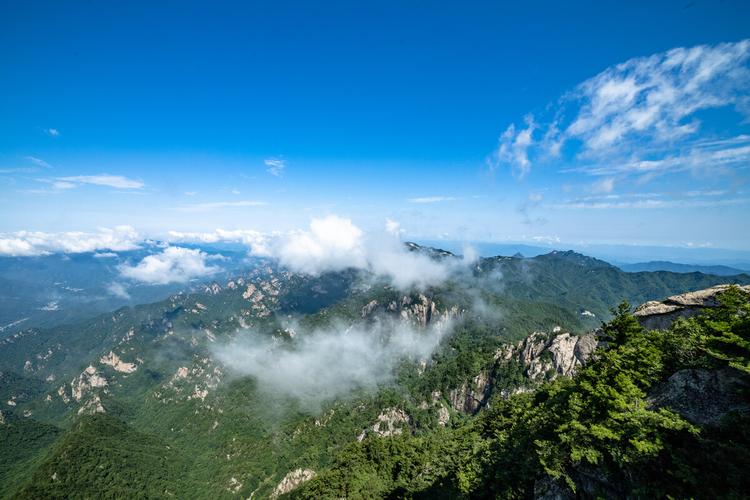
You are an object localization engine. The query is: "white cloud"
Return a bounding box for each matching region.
[214,316,453,411]
[107,282,130,299]
[270,216,451,290]
[94,252,119,258]
[275,216,368,274]
[171,200,268,212]
[45,128,60,137]
[167,229,272,255]
[407,196,458,204]
[491,40,750,179]
[0,226,141,257]
[56,175,144,189]
[265,158,286,176]
[489,115,536,178]
[169,216,465,290]
[118,247,220,284]
[385,218,403,236]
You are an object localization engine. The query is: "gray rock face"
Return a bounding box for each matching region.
[648,368,750,426]
[634,284,750,330]
[271,468,316,498]
[360,294,460,328]
[449,371,491,414]
[496,331,598,382]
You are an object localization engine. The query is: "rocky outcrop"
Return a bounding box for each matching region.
[372,408,410,437]
[77,394,106,415]
[496,331,598,382]
[450,372,491,414]
[99,351,138,373]
[361,294,460,328]
[70,365,108,402]
[648,368,750,426]
[271,468,316,498]
[634,284,750,330]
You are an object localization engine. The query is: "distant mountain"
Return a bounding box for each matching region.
[620,260,749,276]
[0,245,253,337]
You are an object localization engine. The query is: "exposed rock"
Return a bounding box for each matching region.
[496,331,598,382]
[437,405,450,426]
[77,394,106,415]
[372,408,410,437]
[226,476,242,494]
[648,368,750,426]
[99,351,138,373]
[362,294,460,328]
[71,365,108,402]
[361,299,379,318]
[634,284,750,330]
[450,371,491,414]
[271,468,316,498]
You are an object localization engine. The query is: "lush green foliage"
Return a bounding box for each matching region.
[293,287,750,498]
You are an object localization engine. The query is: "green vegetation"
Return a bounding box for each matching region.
[292,287,750,498]
[13,414,188,499]
[1,252,748,498]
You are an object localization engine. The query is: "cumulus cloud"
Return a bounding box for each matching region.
[491,40,750,180]
[0,226,141,257]
[214,317,452,411]
[265,158,285,176]
[269,216,451,289]
[118,246,221,285]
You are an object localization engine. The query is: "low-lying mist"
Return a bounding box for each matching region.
[213,316,453,411]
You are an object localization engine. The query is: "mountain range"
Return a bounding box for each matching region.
[1,246,749,498]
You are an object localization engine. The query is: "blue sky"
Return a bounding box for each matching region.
[2,1,750,252]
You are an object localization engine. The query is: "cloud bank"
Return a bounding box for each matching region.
[118,246,221,284]
[214,317,452,411]
[168,216,458,290]
[0,226,141,257]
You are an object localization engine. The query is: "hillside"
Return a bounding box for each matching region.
[1,249,749,498]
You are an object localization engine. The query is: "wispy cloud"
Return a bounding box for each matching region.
[407,196,458,204]
[490,39,750,181]
[56,174,145,189]
[44,128,60,137]
[171,200,268,212]
[265,158,285,176]
[25,156,51,168]
[551,197,749,210]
